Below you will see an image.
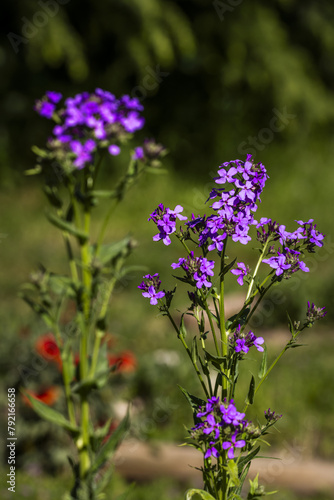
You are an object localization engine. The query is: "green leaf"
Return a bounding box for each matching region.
[185,489,216,500]
[31,145,49,158]
[246,374,255,405]
[94,237,132,265]
[90,189,117,199]
[234,462,251,495]
[23,391,79,435]
[287,312,295,336]
[45,211,88,243]
[178,385,206,418]
[179,314,187,338]
[227,459,240,487]
[25,165,42,176]
[47,274,77,298]
[237,446,260,473]
[225,307,250,330]
[71,369,111,396]
[258,344,267,379]
[44,185,63,208]
[191,336,199,364]
[219,257,237,277]
[204,350,227,372]
[91,406,130,474]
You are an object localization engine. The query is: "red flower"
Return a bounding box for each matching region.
[35,333,62,370]
[22,387,61,407]
[108,351,137,373]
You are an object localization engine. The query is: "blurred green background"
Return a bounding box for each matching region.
[1,0,334,498]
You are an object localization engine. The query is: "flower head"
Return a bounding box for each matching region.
[138,273,165,305]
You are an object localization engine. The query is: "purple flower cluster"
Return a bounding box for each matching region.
[188,155,268,251]
[257,218,324,279]
[149,204,187,245]
[138,273,165,305]
[230,326,264,354]
[34,89,145,169]
[171,251,215,289]
[306,301,327,324]
[192,397,248,460]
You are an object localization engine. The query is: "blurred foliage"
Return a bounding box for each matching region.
[1,0,334,179]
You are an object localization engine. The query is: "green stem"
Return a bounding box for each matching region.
[219,244,228,401]
[243,337,295,413]
[245,238,271,302]
[201,291,220,356]
[165,308,209,398]
[244,278,275,327]
[95,199,119,258]
[199,335,213,396]
[54,323,76,426]
[89,276,117,378]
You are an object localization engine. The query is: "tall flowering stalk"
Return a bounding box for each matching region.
[139,155,326,499]
[21,89,165,499]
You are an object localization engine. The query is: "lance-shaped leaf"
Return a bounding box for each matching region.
[246,374,256,405]
[225,307,250,330]
[46,211,88,244]
[179,313,187,339]
[219,256,237,278]
[237,445,260,474]
[191,336,199,364]
[204,349,228,374]
[44,185,63,208]
[186,489,216,500]
[22,391,79,435]
[178,385,206,418]
[94,237,133,266]
[91,406,130,474]
[71,369,111,396]
[258,343,267,379]
[227,459,240,487]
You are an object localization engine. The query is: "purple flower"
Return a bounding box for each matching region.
[262,252,291,276]
[235,338,249,353]
[203,414,220,439]
[45,91,62,103]
[231,262,249,286]
[133,146,144,160]
[231,327,265,355]
[138,273,165,305]
[204,442,220,459]
[172,252,215,290]
[149,204,186,246]
[39,102,56,119]
[142,285,165,305]
[197,397,220,418]
[70,139,96,169]
[253,336,264,352]
[167,205,188,221]
[220,400,245,426]
[108,144,121,156]
[222,432,246,459]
